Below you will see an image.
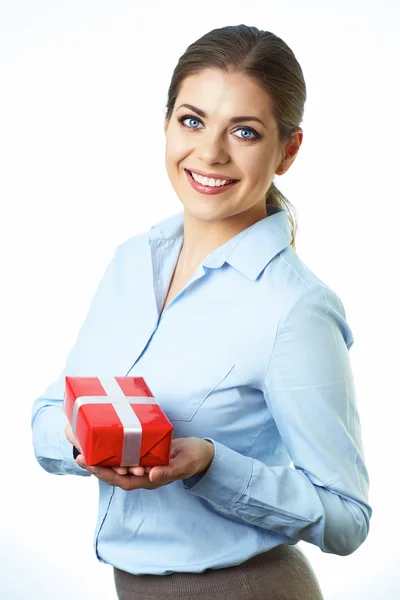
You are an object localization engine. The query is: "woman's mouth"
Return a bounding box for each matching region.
[185,169,240,195]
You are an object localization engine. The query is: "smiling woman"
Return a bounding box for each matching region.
[162,66,303,275]
[31,22,370,600]
[163,28,305,261]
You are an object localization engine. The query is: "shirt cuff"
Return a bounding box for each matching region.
[182,438,253,509]
[33,406,92,477]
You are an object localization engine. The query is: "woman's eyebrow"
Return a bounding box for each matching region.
[176,103,267,128]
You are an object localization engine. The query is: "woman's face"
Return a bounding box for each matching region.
[164,68,301,225]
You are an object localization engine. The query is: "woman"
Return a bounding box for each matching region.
[31,24,371,599]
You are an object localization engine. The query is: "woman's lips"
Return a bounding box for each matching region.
[185,169,239,195]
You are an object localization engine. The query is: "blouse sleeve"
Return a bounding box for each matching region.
[30,249,120,477]
[183,285,372,556]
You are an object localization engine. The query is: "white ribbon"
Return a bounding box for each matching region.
[72,377,157,466]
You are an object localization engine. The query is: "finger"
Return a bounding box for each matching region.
[127,466,146,476]
[149,467,164,482]
[89,466,155,491]
[112,467,128,475]
[75,454,89,470]
[148,452,189,483]
[149,465,178,483]
[65,424,82,453]
[64,424,74,445]
[170,438,188,451]
[80,461,129,486]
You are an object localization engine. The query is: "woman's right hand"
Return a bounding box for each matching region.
[64,423,82,453]
[64,423,134,476]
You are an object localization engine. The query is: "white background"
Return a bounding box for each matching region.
[1,1,399,598]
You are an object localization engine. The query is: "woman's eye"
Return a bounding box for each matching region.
[180,116,202,129]
[178,115,260,142]
[232,128,258,141]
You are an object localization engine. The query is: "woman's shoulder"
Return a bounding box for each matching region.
[275,245,330,291]
[266,246,348,324]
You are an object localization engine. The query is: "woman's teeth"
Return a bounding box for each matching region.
[189,170,233,187]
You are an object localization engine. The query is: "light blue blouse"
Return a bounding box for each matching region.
[31,204,371,575]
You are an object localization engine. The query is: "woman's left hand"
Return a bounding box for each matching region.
[75,437,214,491]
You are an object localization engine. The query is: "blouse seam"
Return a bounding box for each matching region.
[323,287,360,490]
[262,257,313,387]
[231,460,254,509]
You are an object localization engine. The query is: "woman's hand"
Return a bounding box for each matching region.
[65,423,82,453]
[73,437,215,491]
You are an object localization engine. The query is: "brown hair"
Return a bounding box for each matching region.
[164,24,307,251]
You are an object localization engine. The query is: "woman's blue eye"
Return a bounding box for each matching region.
[181,116,201,128]
[177,115,260,142]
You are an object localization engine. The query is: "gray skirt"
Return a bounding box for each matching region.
[113,544,324,600]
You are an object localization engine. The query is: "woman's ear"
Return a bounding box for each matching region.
[164,118,170,136]
[277,128,303,175]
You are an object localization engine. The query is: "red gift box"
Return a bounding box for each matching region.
[63,376,174,467]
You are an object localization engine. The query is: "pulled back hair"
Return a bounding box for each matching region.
[164,24,307,251]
